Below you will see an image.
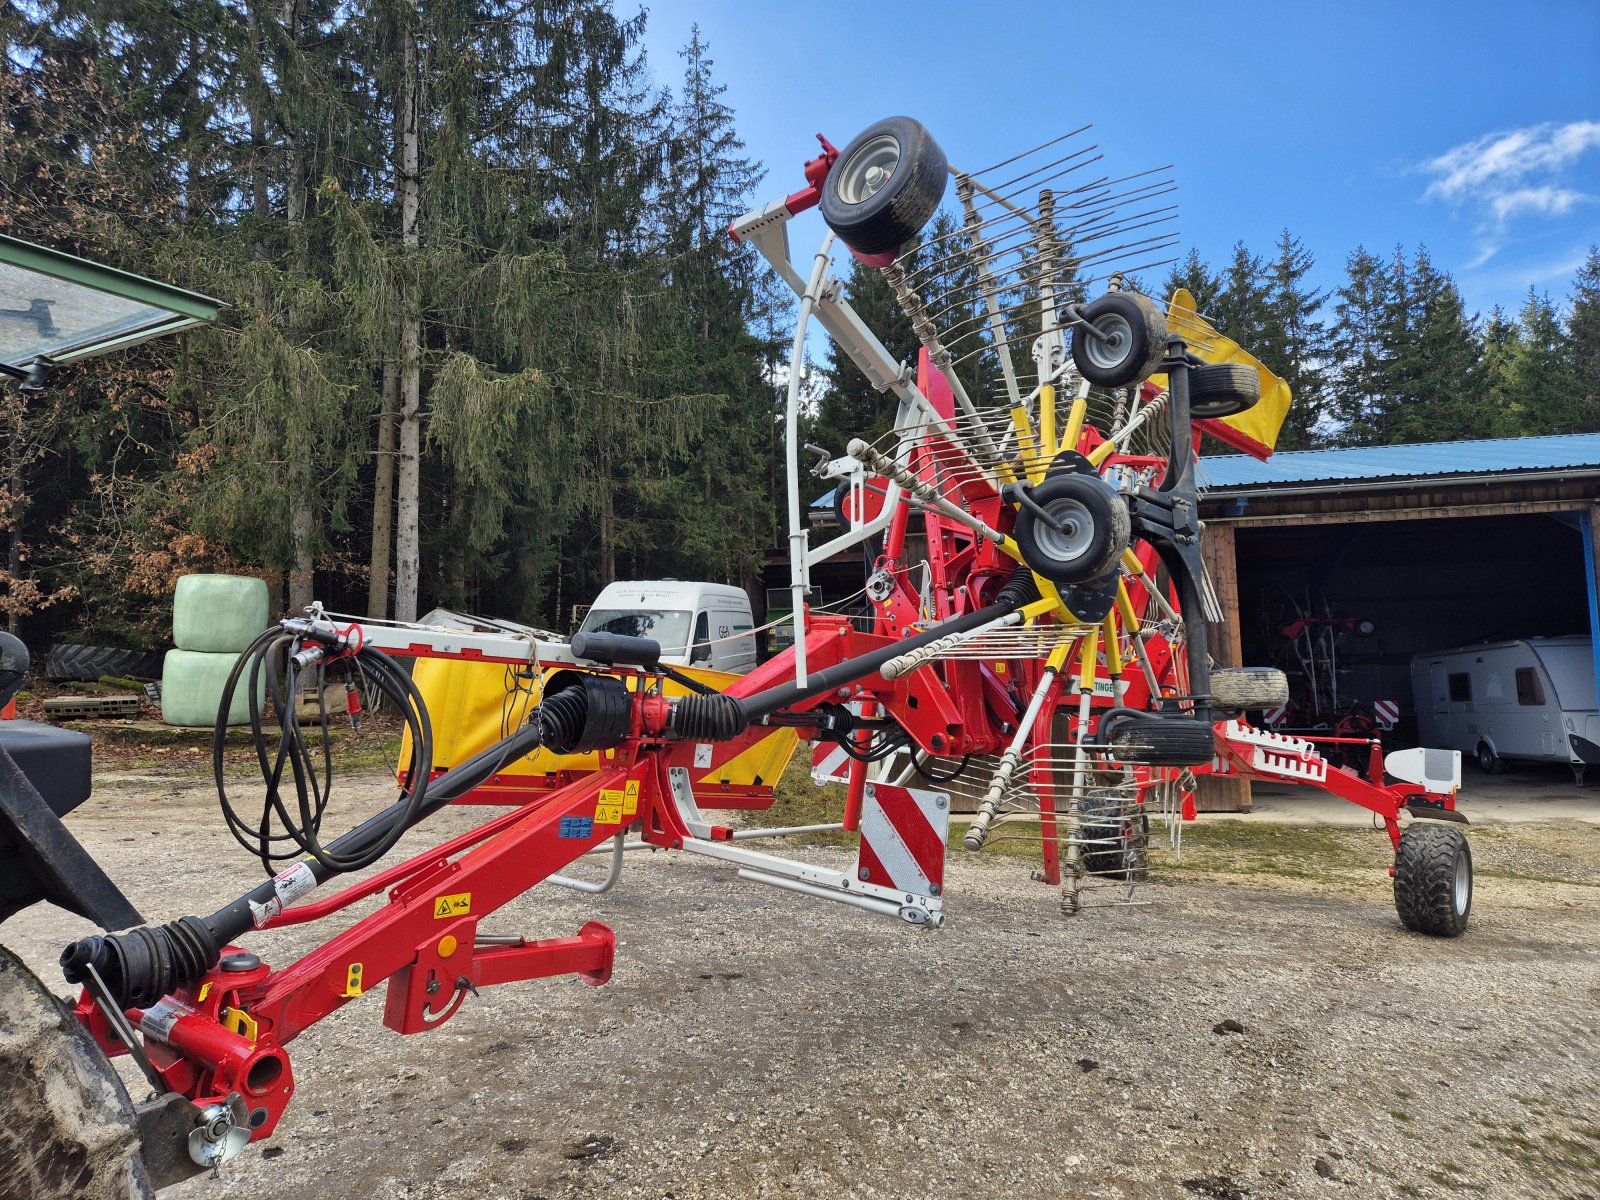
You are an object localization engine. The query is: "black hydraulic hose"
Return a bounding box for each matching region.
[737,599,1015,724]
[62,714,552,1008]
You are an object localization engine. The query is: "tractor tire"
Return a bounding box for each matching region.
[818,117,948,256]
[1104,714,1216,767]
[1393,823,1472,937]
[1070,292,1167,388]
[1011,472,1130,585]
[1078,790,1149,880]
[1187,362,1261,418]
[45,645,163,684]
[1210,667,1290,712]
[0,945,154,1199]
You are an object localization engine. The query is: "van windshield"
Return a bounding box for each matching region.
[579,608,692,656]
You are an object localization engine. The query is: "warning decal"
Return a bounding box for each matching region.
[596,801,623,826]
[623,779,640,816]
[433,892,471,919]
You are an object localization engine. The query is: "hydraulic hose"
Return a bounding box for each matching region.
[737,598,1016,724]
[62,669,611,1009]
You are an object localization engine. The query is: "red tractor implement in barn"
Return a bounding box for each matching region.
[0,120,1471,1195]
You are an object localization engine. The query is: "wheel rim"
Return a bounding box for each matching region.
[1454,848,1470,914]
[834,134,901,205]
[1081,313,1134,372]
[1032,496,1094,565]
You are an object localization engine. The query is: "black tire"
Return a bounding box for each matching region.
[1187,362,1261,418]
[1070,292,1167,388]
[1104,714,1216,767]
[0,945,154,1198]
[45,645,163,683]
[1011,473,1130,585]
[1393,824,1472,936]
[1475,742,1504,775]
[818,117,948,256]
[1210,667,1289,711]
[1078,790,1149,880]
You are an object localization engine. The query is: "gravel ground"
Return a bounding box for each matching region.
[5,767,1599,1200]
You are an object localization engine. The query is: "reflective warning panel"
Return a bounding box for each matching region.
[855,783,950,899]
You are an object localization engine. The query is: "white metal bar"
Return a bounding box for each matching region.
[784,236,836,683]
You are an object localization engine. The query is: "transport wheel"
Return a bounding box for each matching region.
[1187,362,1261,418]
[1078,790,1149,880]
[1103,714,1216,767]
[0,945,153,1199]
[1069,292,1167,388]
[1011,473,1130,585]
[1475,742,1504,775]
[818,117,948,256]
[1210,667,1289,712]
[1393,824,1472,936]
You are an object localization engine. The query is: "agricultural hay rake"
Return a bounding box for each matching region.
[1,116,1474,1195]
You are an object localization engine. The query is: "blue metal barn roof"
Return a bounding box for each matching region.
[1198,433,1600,491]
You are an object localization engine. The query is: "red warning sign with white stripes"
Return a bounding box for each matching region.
[1262,706,1288,728]
[811,740,852,786]
[855,782,950,899]
[1374,699,1399,729]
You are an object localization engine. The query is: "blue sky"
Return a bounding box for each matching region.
[640,0,1600,321]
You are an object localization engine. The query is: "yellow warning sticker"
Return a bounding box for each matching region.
[433,892,471,919]
[596,802,623,826]
[623,780,640,815]
[600,788,624,805]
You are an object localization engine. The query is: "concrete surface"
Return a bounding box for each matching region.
[1219,762,1600,828]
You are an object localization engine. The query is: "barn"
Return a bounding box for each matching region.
[1197,432,1600,808]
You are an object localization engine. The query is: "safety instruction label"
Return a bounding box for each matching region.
[141,997,193,1045]
[247,896,282,928]
[595,797,623,826]
[559,816,594,839]
[694,743,714,768]
[272,862,317,907]
[432,892,471,919]
[623,779,640,816]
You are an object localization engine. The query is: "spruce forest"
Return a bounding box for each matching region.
[3,1,1598,652]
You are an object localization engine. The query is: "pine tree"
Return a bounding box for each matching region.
[1370,247,1483,444]
[1258,231,1329,450]
[1327,247,1393,443]
[1502,289,1576,435]
[1162,249,1223,315]
[1565,246,1600,433]
[1210,242,1273,352]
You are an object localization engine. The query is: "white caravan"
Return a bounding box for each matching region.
[1411,636,1599,785]
[578,580,757,674]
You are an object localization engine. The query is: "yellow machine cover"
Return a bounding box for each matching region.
[1159,287,1293,458]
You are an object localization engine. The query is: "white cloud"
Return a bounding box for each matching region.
[1487,185,1588,222]
[1419,121,1600,265]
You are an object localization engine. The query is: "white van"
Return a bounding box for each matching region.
[1411,636,1599,785]
[577,581,757,674]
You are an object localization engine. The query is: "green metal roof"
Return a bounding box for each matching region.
[0,234,224,371]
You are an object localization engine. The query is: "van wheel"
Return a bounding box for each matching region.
[1475,742,1504,775]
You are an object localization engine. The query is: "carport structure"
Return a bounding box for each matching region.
[1196,433,1600,811]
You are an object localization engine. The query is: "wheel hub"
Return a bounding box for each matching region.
[836,135,900,204]
[1033,497,1094,563]
[1082,314,1133,371]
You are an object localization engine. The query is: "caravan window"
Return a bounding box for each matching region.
[1448,673,1471,702]
[1515,668,1545,706]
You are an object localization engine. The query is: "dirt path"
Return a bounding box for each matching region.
[5,770,1597,1200]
